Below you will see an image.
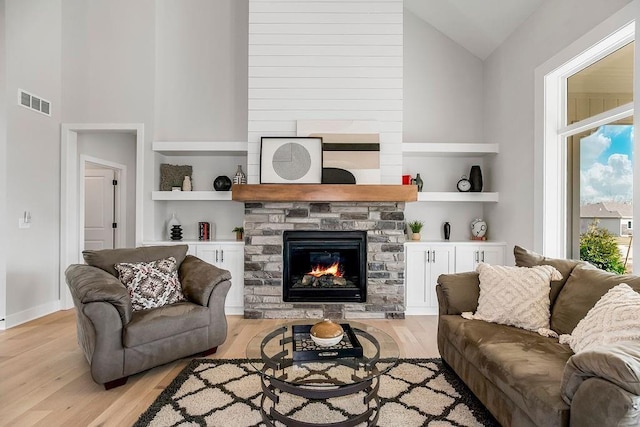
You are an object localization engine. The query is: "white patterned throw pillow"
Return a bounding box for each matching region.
[115,257,185,311]
[559,283,640,354]
[462,263,562,334]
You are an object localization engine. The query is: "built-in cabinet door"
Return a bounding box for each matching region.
[454,244,505,272]
[195,243,244,315]
[405,244,455,315]
[216,243,244,315]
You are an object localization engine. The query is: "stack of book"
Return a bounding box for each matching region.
[198,222,211,241]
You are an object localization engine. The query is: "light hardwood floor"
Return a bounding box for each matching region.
[0,311,439,426]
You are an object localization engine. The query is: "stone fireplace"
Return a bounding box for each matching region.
[243,201,407,319]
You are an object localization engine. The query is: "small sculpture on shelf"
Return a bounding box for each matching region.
[414,173,424,192]
[170,225,183,241]
[166,213,180,240]
[182,175,192,191]
[470,218,487,240]
[443,222,451,240]
[213,175,232,191]
[233,165,247,184]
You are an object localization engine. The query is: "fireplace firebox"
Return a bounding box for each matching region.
[282,230,367,303]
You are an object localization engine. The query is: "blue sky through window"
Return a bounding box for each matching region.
[580,124,634,204]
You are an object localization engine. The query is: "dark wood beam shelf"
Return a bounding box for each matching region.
[231,184,417,202]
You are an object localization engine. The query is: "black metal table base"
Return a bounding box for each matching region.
[259,375,381,427]
[256,326,388,427]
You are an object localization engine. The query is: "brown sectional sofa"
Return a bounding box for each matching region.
[436,246,640,426]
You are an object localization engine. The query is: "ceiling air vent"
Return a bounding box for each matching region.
[18,89,51,117]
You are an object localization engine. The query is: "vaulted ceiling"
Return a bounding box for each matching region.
[404,0,546,59]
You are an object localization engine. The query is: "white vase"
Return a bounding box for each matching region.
[182,175,192,191]
[167,213,180,239]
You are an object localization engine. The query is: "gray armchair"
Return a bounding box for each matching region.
[65,245,231,389]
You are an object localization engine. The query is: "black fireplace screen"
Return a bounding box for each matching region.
[283,230,366,303]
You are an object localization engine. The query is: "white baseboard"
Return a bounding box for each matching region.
[405,307,438,316]
[225,306,244,316]
[5,300,61,328]
[0,320,5,330]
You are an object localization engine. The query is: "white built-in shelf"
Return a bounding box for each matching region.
[416,192,499,202]
[152,141,248,156]
[402,143,499,156]
[152,191,234,201]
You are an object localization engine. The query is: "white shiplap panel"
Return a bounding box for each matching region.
[248,110,403,122]
[249,67,402,79]
[248,44,402,57]
[249,13,402,24]
[249,78,402,89]
[250,2,402,14]
[249,23,402,35]
[249,34,403,46]
[249,99,404,111]
[248,0,403,179]
[249,55,402,68]
[249,88,403,100]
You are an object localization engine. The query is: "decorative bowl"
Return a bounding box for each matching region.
[310,319,344,347]
[311,334,344,347]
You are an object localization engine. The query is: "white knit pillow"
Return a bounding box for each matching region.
[463,263,562,333]
[559,283,640,354]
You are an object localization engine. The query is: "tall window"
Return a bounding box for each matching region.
[538,21,635,269]
[565,42,634,272]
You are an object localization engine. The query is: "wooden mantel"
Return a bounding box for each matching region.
[231,184,417,202]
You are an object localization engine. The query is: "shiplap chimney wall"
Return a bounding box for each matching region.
[247,0,404,184]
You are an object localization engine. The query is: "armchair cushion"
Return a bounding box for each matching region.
[180,255,232,306]
[561,342,640,404]
[123,301,210,347]
[83,245,189,277]
[115,257,185,311]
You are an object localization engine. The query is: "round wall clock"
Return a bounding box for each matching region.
[457,176,471,192]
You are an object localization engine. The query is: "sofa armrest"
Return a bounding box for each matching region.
[65,264,132,324]
[179,255,232,306]
[562,342,640,403]
[436,271,480,315]
[569,377,640,426]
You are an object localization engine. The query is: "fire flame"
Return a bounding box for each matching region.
[307,262,343,278]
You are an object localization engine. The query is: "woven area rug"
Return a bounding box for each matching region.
[135,358,499,427]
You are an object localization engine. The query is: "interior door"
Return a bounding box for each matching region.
[84,168,115,250]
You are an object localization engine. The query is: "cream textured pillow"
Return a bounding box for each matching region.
[462,263,562,333]
[559,283,640,354]
[115,257,185,311]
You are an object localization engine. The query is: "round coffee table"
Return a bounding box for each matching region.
[246,320,399,427]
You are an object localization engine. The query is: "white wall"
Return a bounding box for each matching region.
[247,0,404,184]
[403,9,484,143]
[61,0,156,243]
[5,0,62,325]
[152,0,248,241]
[0,0,7,324]
[155,0,248,141]
[483,0,633,262]
[78,133,137,247]
[403,9,485,240]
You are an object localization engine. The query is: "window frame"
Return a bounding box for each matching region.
[534,17,636,268]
